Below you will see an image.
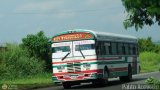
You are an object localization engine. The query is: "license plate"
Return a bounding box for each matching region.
[71,76,77,79]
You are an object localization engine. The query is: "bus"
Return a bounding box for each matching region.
[51,29,140,89]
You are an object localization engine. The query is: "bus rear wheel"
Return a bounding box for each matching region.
[62,82,71,89]
[120,65,132,82]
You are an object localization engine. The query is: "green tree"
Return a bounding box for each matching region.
[138,37,155,52]
[21,31,51,70]
[138,37,160,53]
[122,0,160,30]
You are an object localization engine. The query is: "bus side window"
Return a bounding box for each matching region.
[104,42,111,55]
[130,44,136,55]
[128,43,131,55]
[129,44,132,55]
[136,44,139,55]
[133,45,136,55]
[118,43,123,55]
[122,44,125,55]
[128,43,138,55]
[102,42,106,55]
[96,41,105,55]
[124,43,129,55]
[97,41,113,55]
[100,41,104,55]
[111,42,117,55]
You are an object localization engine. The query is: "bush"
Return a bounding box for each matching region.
[146,77,160,85]
[0,64,7,79]
[21,31,51,71]
[138,37,160,53]
[145,77,160,90]
[140,52,160,73]
[0,44,45,80]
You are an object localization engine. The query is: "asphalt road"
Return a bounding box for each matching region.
[35,72,160,90]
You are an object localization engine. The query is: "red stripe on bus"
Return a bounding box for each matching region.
[59,67,128,81]
[57,76,87,81]
[52,57,121,64]
[53,69,103,76]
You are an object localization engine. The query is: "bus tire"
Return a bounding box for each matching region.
[62,82,71,89]
[99,67,109,86]
[120,65,132,82]
[92,67,108,86]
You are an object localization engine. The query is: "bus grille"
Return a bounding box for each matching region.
[67,62,81,73]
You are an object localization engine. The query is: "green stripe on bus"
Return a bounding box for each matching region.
[110,71,128,77]
[90,73,103,78]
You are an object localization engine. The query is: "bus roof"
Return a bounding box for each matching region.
[52,29,137,42]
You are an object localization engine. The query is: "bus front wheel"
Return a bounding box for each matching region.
[102,68,109,86]
[97,67,109,86]
[93,68,108,86]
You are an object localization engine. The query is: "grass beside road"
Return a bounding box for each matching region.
[140,52,160,73]
[140,52,160,89]
[0,73,54,90]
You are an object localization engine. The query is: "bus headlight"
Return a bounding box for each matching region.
[83,63,90,68]
[57,66,65,71]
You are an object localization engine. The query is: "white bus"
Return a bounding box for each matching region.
[51,29,140,89]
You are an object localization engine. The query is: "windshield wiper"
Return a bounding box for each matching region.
[78,45,85,59]
[62,52,70,61]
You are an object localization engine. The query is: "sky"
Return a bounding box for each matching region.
[0,0,160,44]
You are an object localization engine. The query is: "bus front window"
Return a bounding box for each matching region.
[75,44,95,51]
[52,46,70,53]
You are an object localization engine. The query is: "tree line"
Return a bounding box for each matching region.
[21,31,160,69]
[138,37,160,53]
[13,31,160,66]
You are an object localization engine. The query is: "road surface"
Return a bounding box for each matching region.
[35,72,160,90]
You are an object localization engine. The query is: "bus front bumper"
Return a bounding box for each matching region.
[52,73,103,83]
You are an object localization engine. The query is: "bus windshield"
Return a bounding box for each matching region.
[52,46,70,53]
[75,44,95,51]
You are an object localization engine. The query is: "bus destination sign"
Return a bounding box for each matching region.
[52,32,93,42]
